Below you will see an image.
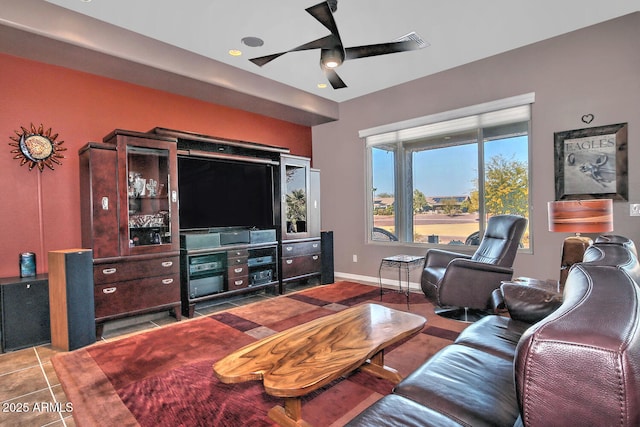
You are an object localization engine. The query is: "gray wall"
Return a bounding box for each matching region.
[312,12,640,284]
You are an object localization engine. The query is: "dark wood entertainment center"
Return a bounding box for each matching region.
[79,128,323,334]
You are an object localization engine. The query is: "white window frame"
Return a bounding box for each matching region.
[362,93,534,248]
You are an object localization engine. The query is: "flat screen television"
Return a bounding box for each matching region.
[177,156,275,230]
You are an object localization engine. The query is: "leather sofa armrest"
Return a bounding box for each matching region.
[500,283,563,324]
[491,287,506,312]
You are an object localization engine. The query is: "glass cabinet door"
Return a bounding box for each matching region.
[126,145,173,249]
[281,155,311,239]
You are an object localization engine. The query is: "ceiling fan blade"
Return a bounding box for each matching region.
[345,40,423,60]
[324,68,347,89]
[249,35,336,67]
[249,53,287,67]
[289,35,336,52]
[306,2,342,43]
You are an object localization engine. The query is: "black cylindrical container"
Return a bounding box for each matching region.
[19,252,36,277]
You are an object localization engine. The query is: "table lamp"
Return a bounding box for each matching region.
[548,199,613,285]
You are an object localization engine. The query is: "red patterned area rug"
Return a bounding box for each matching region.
[52,281,468,426]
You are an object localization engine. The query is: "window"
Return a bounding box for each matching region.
[363,95,533,248]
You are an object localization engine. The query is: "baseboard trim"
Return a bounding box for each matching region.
[334,272,422,292]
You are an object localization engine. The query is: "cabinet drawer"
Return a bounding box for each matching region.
[228,264,248,279]
[94,274,179,319]
[94,256,179,285]
[227,249,249,259]
[282,254,321,279]
[281,240,321,257]
[227,255,248,267]
[227,276,249,290]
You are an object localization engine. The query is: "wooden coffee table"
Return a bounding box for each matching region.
[213,303,426,427]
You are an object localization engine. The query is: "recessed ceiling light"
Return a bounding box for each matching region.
[241,37,264,47]
[228,49,242,57]
[317,83,328,89]
[80,0,92,2]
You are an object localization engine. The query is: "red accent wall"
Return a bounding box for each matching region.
[0,53,312,278]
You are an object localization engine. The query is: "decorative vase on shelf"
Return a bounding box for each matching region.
[146,179,158,197]
[134,177,146,197]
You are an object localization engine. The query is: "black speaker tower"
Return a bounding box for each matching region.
[48,249,96,351]
[321,231,334,284]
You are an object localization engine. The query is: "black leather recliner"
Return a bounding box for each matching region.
[421,214,527,320]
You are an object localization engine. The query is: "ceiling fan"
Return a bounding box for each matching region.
[249,1,427,89]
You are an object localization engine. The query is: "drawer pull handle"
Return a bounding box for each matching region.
[102,268,117,275]
[286,259,293,265]
[312,255,319,260]
[234,267,244,273]
[161,261,173,267]
[103,287,117,294]
[285,246,293,252]
[312,243,319,248]
[162,278,174,285]
[234,280,244,286]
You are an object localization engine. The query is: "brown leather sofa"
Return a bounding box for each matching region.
[346,237,640,426]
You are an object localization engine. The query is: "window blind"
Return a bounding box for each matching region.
[361,93,534,147]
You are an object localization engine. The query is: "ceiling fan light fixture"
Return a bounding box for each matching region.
[321,48,344,69]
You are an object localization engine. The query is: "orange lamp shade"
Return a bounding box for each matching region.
[548,199,613,233]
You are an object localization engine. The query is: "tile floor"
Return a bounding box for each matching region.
[0,282,318,427]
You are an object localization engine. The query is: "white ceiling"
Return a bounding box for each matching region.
[41,0,639,103]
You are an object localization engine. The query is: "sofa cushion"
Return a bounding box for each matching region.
[394,344,520,427]
[454,315,530,359]
[345,394,464,427]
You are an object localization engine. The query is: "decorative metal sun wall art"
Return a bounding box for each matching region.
[9,124,66,172]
